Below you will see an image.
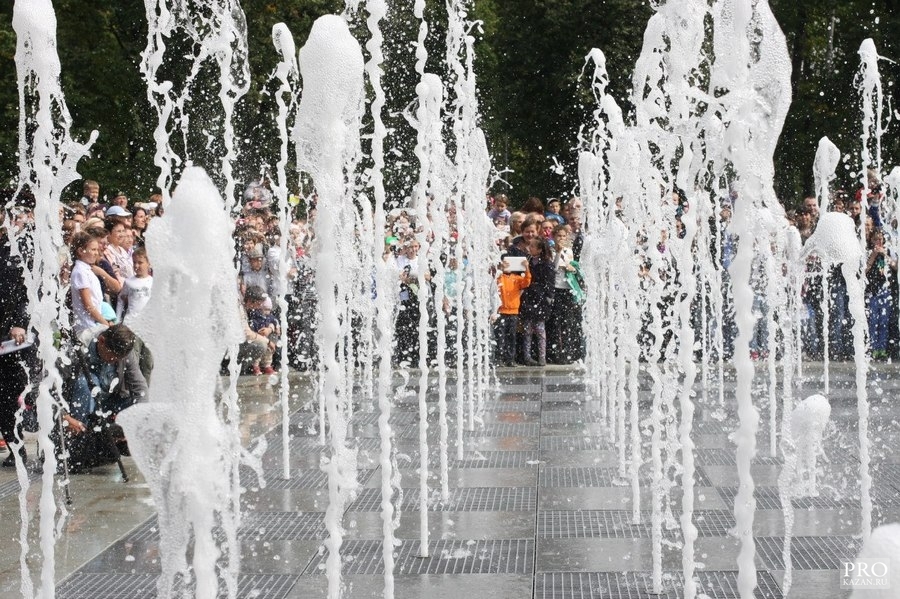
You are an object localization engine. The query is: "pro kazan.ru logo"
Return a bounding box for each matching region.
[841,558,891,590]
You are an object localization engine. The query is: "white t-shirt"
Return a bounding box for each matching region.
[117,275,154,323]
[554,247,574,289]
[70,260,103,334]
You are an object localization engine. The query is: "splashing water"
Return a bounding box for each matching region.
[294,14,365,598]
[269,22,299,481]
[118,167,245,599]
[789,394,831,497]
[850,523,900,598]
[12,1,97,597]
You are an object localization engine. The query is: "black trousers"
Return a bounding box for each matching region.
[0,348,34,448]
[547,288,584,364]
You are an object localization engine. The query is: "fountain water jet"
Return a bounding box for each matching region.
[293,14,365,598]
[118,166,245,599]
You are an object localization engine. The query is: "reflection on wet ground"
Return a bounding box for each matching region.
[1,363,898,598]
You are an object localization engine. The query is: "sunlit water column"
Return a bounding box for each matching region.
[363,0,399,592]
[411,0,434,555]
[446,11,496,436]
[120,168,244,599]
[855,38,882,542]
[270,23,299,480]
[776,222,801,594]
[712,2,793,596]
[813,138,840,396]
[12,2,98,597]
[294,16,366,598]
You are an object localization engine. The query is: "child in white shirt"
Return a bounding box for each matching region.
[117,247,153,324]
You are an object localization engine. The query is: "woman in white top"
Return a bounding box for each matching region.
[70,231,110,340]
[547,224,581,364]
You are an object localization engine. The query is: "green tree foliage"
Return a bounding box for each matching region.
[0,1,898,209]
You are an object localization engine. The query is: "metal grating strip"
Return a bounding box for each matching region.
[541,411,605,424]
[400,422,541,439]
[263,435,381,453]
[717,486,858,509]
[255,468,375,490]
[541,466,712,488]
[876,464,900,494]
[543,383,588,392]
[534,570,783,599]
[350,412,416,427]
[536,510,734,539]
[122,517,160,543]
[695,448,783,466]
[348,487,536,512]
[302,539,534,576]
[692,422,730,435]
[398,450,540,470]
[465,423,542,438]
[56,573,157,599]
[477,401,542,413]
[239,512,326,540]
[56,573,298,599]
[541,436,613,451]
[755,536,861,570]
[0,469,40,501]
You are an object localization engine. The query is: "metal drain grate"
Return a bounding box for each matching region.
[350,412,416,427]
[692,510,737,536]
[123,517,160,543]
[288,411,319,428]
[695,448,783,466]
[302,539,534,575]
[541,466,712,488]
[541,436,612,451]
[693,422,730,435]
[540,467,628,487]
[536,510,735,539]
[239,512,326,540]
[535,570,783,599]
[397,422,540,439]
[56,573,298,599]
[56,573,157,599]
[541,411,605,424]
[399,450,540,470]
[263,435,382,453]
[497,384,543,393]
[348,487,537,512]
[873,483,900,506]
[716,486,856,510]
[465,422,542,438]
[258,468,375,490]
[876,464,900,493]
[537,511,650,538]
[755,536,860,570]
[543,383,588,392]
[477,401,542,413]
[0,469,40,501]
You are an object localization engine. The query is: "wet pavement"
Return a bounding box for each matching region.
[1,363,899,598]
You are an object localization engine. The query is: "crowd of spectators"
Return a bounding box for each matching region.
[0,172,895,470]
[789,175,899,361]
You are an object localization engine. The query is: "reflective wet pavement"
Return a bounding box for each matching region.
[1,363,899,598]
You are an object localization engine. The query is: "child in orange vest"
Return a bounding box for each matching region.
[495,256,532,366]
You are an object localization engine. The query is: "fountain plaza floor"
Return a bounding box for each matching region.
[1,362,899,598]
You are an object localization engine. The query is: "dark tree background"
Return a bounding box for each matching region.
[0,0,898,208]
